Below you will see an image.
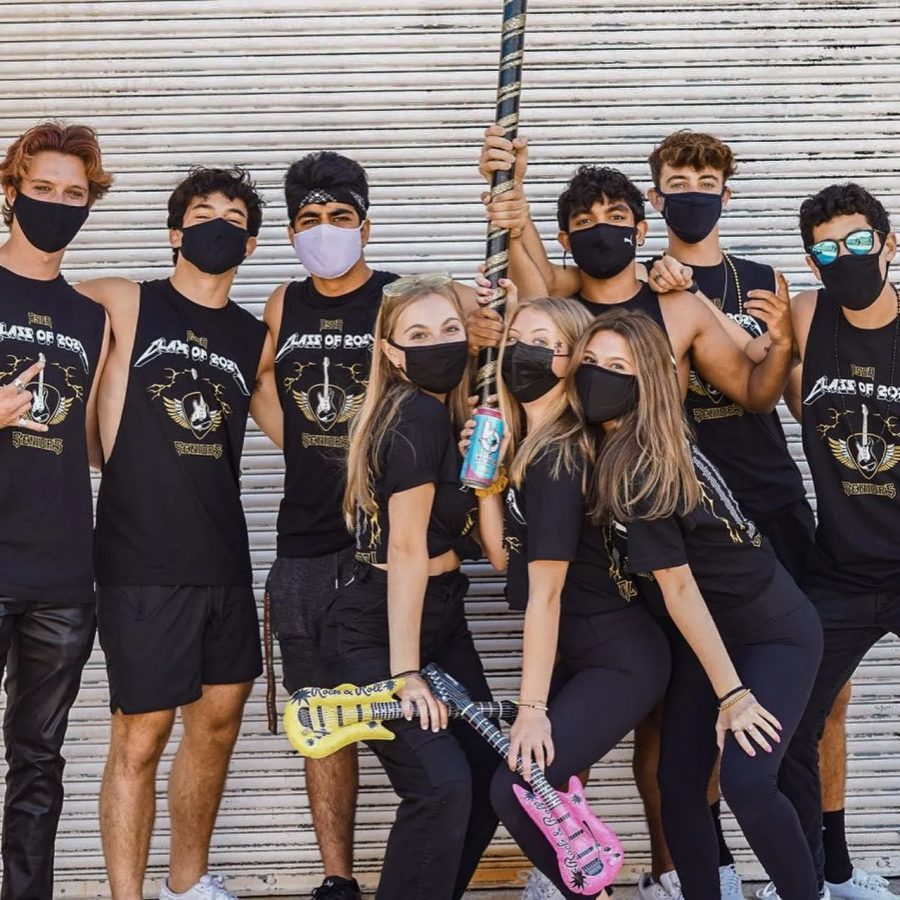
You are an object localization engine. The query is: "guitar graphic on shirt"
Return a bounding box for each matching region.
[852,403,876,474]
[313,357,337,426]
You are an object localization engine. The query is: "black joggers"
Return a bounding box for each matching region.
[0,598,95,900]
[779,583,900,893]
[658,568,824,900]
[324,565,499,900]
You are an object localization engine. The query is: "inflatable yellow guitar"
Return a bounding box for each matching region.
[285,678,517,759]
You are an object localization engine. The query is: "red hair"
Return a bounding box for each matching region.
[1,120,113,226]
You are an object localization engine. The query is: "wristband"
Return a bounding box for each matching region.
[391,669,421,681]
[719,689,751,712]
[718,685,748,704]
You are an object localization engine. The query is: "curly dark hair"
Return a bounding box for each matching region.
[284,151,369,225]
[167,166,264,262]
[799,183,890,250]
[557,166,645,232]
[648,130,737,188]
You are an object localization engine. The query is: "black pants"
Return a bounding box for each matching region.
[491,613,670,899]
[779,584,900,892]
[0,599,95,900]
[324,566,499,900]
[658,571,823,900]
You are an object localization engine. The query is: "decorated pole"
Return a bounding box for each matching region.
[461,0,528,489]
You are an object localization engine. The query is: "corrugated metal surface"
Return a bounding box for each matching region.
[0,1,898,894]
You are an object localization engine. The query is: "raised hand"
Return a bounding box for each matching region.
[479,123,529,184]
[648,254,694,294]
[745,271,793,349]
[0,359,48,432]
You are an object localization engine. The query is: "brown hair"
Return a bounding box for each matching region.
[648,130,736,188]
[498,296,595,488]
[0,121,113,226]
[343,279,471,528]
[569,308,699,523]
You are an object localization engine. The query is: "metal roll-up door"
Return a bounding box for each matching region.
[0,2,898,894]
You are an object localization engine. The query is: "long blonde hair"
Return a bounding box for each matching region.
[570,308,699,522]
[498,296,595,488]
[343,279,471,528]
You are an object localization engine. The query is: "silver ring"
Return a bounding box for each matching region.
[13,379,25,394]
[17,416,27,427]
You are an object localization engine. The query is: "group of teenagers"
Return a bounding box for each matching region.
[0,119,898,900]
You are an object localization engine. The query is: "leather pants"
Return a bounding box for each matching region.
[0,598,95,900]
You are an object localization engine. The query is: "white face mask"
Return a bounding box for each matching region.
[293,223,363,279]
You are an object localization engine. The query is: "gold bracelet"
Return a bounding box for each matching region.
[517,700,548,712]
[719,689,751,712]
[475,466,509,499]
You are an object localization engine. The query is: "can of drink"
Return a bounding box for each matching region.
[460,407,505,489]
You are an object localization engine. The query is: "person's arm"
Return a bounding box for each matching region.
[508,559,567,781]
[478,124,580,299]
[476,492,507,571]
[654,564,782,756]
[86,312,111,469]
[250,331,283,448]
[686,272,794,413]
[386,484,448,732]
[0,358,46,431]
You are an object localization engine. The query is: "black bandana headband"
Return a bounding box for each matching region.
[295,187,368,222]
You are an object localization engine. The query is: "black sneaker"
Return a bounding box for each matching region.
[311,876,362,900]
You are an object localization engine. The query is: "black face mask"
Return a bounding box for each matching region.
[575,364,638,424]
[179,218,249,275]
[568,223,637,279]
[501,342,561,403]
[820,251,889,312]
[389,339,470,394]
[659,190,723,244]
[13,192,89,253]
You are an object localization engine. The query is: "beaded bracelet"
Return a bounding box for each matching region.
[718,685,748,704]
[719,689,751,712]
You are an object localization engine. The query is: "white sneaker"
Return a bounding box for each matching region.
[521,867,565,900]
[159,874,238,900]
[757,884,832,900]
[637,871,684,899]
[719,864,744,900]
[827,868,899,899]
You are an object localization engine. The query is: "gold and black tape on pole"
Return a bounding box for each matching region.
[476,0,527,403]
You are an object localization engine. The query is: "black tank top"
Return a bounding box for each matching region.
[575,281,666,330]
[95,279,267,586]
[275,270,398,558]
[801,290,900,590]
[682,255,806,522]
[0,265,105,604]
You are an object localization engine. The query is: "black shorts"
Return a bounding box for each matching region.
[97,584,262,715]
[266,546,356,693]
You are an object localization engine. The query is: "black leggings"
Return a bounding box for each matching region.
[323,565,499,900]
[491,612,671,899]
[658,573,823,900]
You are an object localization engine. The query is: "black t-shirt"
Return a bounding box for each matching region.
[503,450,648,631]
[275,270,398,558]
[0,266,105,604]
[681,254,806,521]
[354,390,479,566]
[801,289,900,590]
[623,445,787,631]
[95,279,266,586]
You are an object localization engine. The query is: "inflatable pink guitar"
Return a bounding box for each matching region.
[424,664,623,895]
